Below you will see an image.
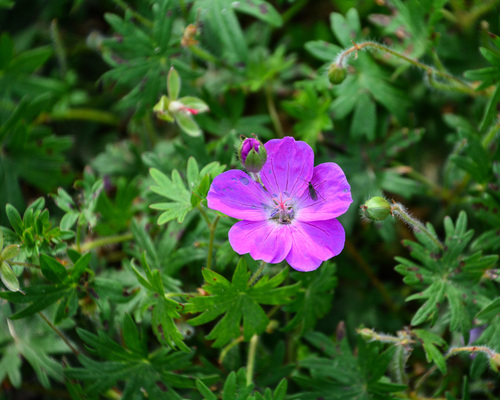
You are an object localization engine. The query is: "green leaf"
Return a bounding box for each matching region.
[330,8,361,47]
[196,379,218,400]
[477,297,500,321]
[175,110,202,137]
[283,263,336,333]
[6,204,23,235]
[167,67,181,100]
[232,0,283,27]
[413,329,447,374]
[408,281,446,326]
[40,254,68,283]
[153,297,191,352]
[350,92,376,141]
[185,259,300,347]
[196,0,248,65]
[0,261,19,291]
[71,252,91,280]
[304,40,342,62]
[1,244,20,260]
[149,167,192,224]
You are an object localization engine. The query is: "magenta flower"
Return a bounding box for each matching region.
[207,137,352,272]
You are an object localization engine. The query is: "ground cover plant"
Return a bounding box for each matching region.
[1,0,500,398]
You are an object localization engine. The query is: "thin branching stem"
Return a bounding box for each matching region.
[219,335,244,364]
[335,41,485,97]
[265,84,285,138]
[38,312,80,357]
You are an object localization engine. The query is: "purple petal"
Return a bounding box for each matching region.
[228,220,292,264]
[295,163,352,222]
[286,219,345,272]
[260,137,314,199]
[207,170,270,221]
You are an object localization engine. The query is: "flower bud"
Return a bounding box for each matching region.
[328,63,346,84]
[361,197,392,221]
[238,136,267,173]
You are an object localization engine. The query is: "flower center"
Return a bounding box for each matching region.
[269,191,295,225]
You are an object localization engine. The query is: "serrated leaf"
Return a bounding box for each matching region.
[283,263,336,333]
[150,168,192,224]
[185,259,299,347]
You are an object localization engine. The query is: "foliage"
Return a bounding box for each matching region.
[1,0,500,399]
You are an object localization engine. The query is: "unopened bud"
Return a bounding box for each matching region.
[361,197,392,221]
[238,136,267,173]
[328,63,346,84]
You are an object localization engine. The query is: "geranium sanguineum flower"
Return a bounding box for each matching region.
[207,136,352,272]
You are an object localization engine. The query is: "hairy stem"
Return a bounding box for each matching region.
[415,346,499,395]
[248,262,266,286]
[391,204,444,251]
[77,232,133,253]
[335,41,484,97]
[112,0,152,27]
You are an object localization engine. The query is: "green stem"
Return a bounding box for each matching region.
[482,120,500,148]
[207,215,220,270]
[77,232,133,253]
[282,0,309,24]
[248,262,266,286]
[112,0,152,28]
[265,84,285,138]
[219,335,244,364]
[38,312,79,357]
[11,261,41,270]
[335,41,484,97]
[414,346,498,395]
[391,204,444,251]
[38,108,120,125]
[188,45,225,67]
[246,334,259,386]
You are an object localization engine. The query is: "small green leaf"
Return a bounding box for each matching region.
[232,0,282,27]
[1,244,20,260]
[6,204,23,235]
[71,252,91,280]
[0,261,20,292]
[477,297,500,321]
[304,40,342,62]
[40,254,68,283]
[196,379,218,400]
[175,111,202,137]
[167,67,181,100]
